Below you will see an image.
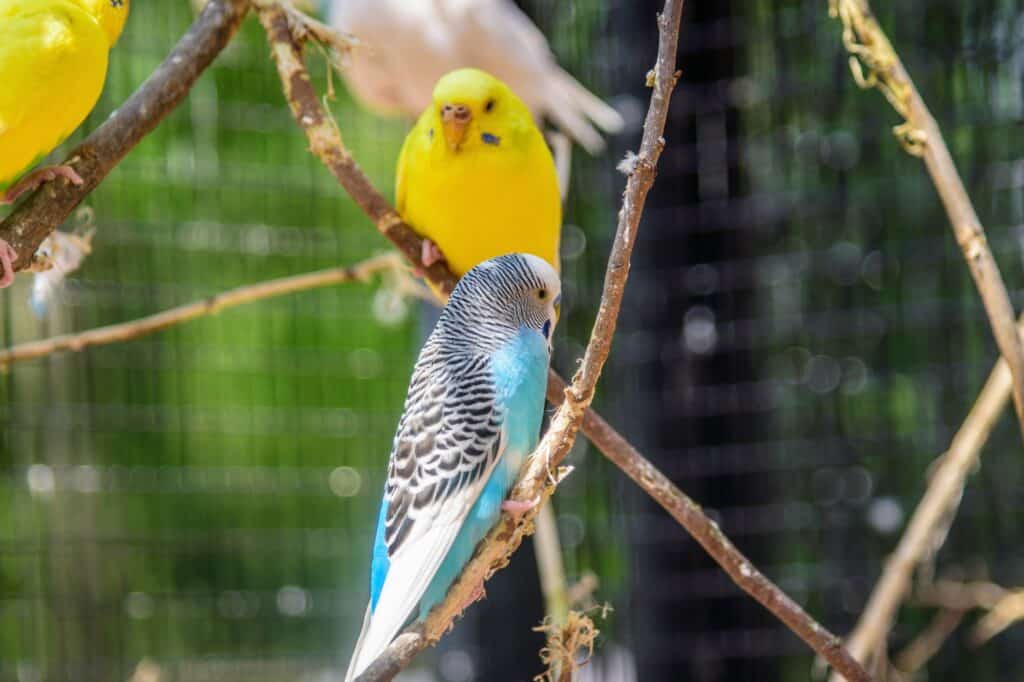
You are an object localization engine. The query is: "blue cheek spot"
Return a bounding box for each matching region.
[541,320,552,340]
[482,133,501,146]
[428,128,434,141]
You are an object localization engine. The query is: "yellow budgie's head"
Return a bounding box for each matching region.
[428,68,536,154]
[73,0,130,46]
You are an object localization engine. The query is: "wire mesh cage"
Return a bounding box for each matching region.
[2,1,1024,681]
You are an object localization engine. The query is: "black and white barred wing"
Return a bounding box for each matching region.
[347,352,506,676]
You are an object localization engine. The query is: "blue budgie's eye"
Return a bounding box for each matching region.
[541,320,552,340]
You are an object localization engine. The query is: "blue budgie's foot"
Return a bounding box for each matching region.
[420,239,444,267]
[501,497,539,521]
[2,165,84,205]
[457,581,487,614]
[0,239,16,288]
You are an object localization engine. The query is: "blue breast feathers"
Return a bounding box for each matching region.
[415,326,549,619]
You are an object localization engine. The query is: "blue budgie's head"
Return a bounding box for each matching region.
[438,253,561,351]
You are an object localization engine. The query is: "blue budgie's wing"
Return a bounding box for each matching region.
[345,350,506,681]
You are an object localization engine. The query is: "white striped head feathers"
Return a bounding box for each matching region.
[440,253,561,351]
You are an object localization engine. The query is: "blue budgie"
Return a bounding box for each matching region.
[345,253,561,680]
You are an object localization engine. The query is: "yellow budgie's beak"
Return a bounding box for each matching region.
[440,103,471,151]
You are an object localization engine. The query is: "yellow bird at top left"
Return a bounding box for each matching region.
[0,0,129,287]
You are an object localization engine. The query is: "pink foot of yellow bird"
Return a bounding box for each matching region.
[397,68,562,285]
[0,0,130,286]
[1,164,85,205]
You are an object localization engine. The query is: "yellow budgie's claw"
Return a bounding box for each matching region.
[1,165,84,205]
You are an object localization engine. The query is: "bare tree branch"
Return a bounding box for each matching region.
[830,320,1015,678]
[828,0,1024,443]
[546,375,869,680]
[0,0,250,277]
[0,253,401,369]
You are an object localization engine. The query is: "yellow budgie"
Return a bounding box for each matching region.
[397,68,561,281]
[0,0,129,287]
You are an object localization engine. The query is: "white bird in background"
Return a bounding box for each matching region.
[326,0,624,155]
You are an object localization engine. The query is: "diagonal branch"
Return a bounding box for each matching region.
[253,2,870,681]
[829,318,1017,679]
[0,253,402,369]
[0,0,250,276]
[828,0,1024,443]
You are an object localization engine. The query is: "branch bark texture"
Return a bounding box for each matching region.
[0,0,250,274]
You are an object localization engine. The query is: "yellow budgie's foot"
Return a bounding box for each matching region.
[0,239,17,288]
[2,165,84,205]
[420,239,444,268]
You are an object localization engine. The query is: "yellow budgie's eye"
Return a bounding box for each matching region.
[110,0,124,6]
[484,98,496,113]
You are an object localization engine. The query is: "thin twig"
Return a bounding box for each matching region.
[0,0,250,276]
[0,253,401,370]
[829,324,1015,678]
[828,0,1024,442]
[535,503,570,623]
[257,3,870,680]
[892,608,965,676]
[916,579,1024,647]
